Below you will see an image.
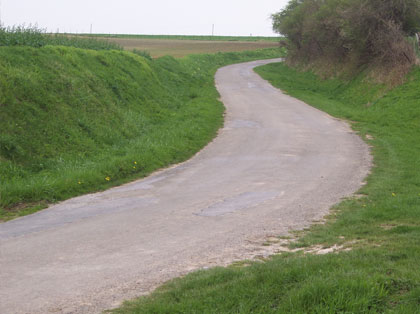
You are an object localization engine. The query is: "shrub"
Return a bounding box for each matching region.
[272,0,420,82]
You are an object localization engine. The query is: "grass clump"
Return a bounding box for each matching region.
[0,47,282,221]
[112,63,420,313]
[0,25,122,50]
[131,49,152,60]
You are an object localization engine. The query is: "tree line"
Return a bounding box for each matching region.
[272,0,420,80]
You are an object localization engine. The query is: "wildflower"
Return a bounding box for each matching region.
[105,176,111,181]
[392,193,396,197]
[78,181,82,185]
[134,161,137,165]
[133,166,136,169]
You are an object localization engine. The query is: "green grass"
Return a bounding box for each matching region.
[80,34,282,42]
[0,47,283,221]
[111,63,420,313]
[0,26,122,50]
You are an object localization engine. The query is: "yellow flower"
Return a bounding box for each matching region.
[392,193,396,197]
[105,176,111,181]
[78,181,82,185]
[133,166,136,169]
[134,161,137,165]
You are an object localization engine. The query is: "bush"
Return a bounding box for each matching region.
[272,0,420,81]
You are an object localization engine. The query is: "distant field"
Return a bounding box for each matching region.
[73,34,281,58]
[82,34,282,42]
[98,37,280,58]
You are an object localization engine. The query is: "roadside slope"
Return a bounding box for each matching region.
[0,47,281,220]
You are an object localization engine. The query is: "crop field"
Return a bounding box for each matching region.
[0,27,281,58]
[83,34,281,42]
[96,37,281,58]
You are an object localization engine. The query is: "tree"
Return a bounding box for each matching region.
[272,0,420,78]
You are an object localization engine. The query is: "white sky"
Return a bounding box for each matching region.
[0,0,289,36]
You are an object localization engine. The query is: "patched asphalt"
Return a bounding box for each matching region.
[0,59,371,313]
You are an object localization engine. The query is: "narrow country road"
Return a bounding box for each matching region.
[0,59,371,314]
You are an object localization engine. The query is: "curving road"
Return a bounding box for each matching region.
[0,59,371,314]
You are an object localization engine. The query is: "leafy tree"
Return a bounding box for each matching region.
[272,0,420,79]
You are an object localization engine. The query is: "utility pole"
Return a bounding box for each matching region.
[212,24,214,37]
[90,24,93,34]
[0,0,3,27]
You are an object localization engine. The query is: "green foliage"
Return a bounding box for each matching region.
[113,62,420,313]
[131,49,152,60]
[0,25,122,50]
[272,0,420,79]
[0,47,283,220]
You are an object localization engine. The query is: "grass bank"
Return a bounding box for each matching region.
[112,63,420,313]
[0,47,283,221]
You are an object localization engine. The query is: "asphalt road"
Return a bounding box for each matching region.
[0,59,371,314]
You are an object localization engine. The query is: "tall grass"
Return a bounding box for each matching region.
[0,25,122,50]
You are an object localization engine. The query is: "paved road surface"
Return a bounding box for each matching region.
[0,59,371,313]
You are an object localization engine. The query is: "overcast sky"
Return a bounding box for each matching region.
[0,0,289,36]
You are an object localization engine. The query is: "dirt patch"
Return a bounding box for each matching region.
[239,235,361,261]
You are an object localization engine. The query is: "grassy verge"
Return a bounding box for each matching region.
[0,47,283,221]
[111,63,420,313]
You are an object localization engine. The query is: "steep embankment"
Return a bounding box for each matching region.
[0,46,282,220]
